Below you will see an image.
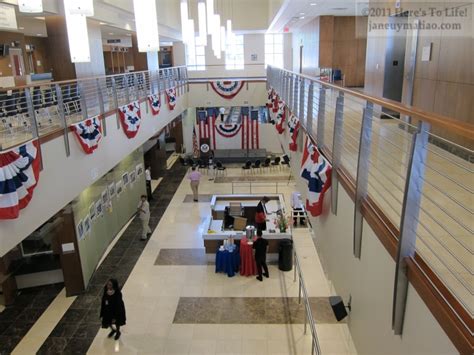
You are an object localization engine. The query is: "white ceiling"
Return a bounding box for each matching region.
[268,0,367,32]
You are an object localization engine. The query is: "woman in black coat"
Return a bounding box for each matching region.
[100,278,126,340]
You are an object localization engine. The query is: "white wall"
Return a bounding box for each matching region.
[0,94,187,257]
[273,130,457,355]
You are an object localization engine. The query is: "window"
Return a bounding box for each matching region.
[187,42,206,71]
[265,33,283,68]
[225,35,244,70]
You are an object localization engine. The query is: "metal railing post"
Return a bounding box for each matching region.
[288,75,294,113]
[298,278,302,304]
[96,78,107,136]
[316,87,325,148]
[331,92,345,215]
[299,77,305,123]
[292,77,298,114]
[54,84,70,156]
[124,74,131,103]
[110,76,120,129]
[306,82,314,133]
[293,252,297,282]
[392,121,430,334]
[304,308,307,334]
[24,87,40,141]
[77,81,88,120]
[353,101,374,258]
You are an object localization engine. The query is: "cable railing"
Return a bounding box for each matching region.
[293,248,321,355]
[0,66,188,152]
[230,180,292,194]
[267,65,473,347]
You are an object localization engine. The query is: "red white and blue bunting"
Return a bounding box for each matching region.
[147,93,161,115]
[300,136,332,217]
[71,116,102,154]
[266,88,274,108]
[215,122,242,138]
[210,81,245,99]
[118,101,141,139]
[241,108,259,150]
[288,113,300,152]
[166,88,177,110]
[0,140,40,219]
[275,102,286,134]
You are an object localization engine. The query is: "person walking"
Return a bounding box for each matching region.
[137,194,151,240]
[145,166,153,200]
[188,166,202,202]
[253,229,269,281]
[100,279,126,340]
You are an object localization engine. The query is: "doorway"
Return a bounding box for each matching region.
[9,47,26,86]
[382,13,408,117]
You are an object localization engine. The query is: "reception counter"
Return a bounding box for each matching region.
[202,194,292,255]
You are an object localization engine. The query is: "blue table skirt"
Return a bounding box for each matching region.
[215,249,240,277]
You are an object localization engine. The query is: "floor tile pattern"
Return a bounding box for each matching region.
[36,164,187,354]
[214,175,293,183]
[0,283,63,354]
[182,194,213,202]
[173,297,340,325]
[154,248,208,266]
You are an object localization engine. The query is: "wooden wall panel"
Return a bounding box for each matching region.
[24,36,52,74]
[131,34,148,71]
[45,16,76,81]
[0,31,26,78]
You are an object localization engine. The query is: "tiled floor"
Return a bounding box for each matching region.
[11,166,356,354]
[0,283,64,354]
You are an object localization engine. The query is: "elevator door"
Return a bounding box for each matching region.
[382,14,408,116]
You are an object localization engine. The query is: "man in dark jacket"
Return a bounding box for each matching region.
[253,229,269,281]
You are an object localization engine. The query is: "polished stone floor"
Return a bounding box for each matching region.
[183,194,213,202]
[155,248,208,266]
[0,283,63,354]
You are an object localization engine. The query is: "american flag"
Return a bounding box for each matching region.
[192,127,199,157]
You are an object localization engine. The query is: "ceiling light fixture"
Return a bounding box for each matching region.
[133,0,160,52]
[197,0,207,45]
[65,0,94,16]
[18,0,43,13]
[310,3,316,6]
[63,0,90,62]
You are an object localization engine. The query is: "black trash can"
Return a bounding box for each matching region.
[278,239,293,271]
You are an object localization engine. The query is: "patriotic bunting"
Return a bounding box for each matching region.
[166,88,177,110]
[275,102,286,134]
[118,101,141,139]
[0,140,40,219]
[71,116,102,154]
[147,93,161,115]
[215,123,242,138]
[266,88,274,108]
[300,136,332,217]
[288,113,300,152]
[210,80,245,99]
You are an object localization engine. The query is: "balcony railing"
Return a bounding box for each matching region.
[267,66,473,354]
[0,66,188,152]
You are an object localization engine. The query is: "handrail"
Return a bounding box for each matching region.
[272,66,474,140]
[293,248,322,355]
[230,180,291,194]
[188,77,266,82]
[0,66,188,91]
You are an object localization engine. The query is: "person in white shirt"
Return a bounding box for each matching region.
[137,195,151,240]
[145,167,153,200]
[291,191,306,227]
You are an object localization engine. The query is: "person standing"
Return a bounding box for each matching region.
[253,229,269,281]
[137,195,151,240]
[255,196,269,231]
[291,191,306,227]
[188,166,202,202]
[100,279,126,340]
[145,166,153,200]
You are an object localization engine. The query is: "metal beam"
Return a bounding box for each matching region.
[353,101,374,258]
[392,121,430,334]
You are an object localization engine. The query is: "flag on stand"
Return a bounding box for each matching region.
[192,127,200,157]
[300,136,332,217]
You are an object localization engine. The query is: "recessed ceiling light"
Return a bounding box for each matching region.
[109,32,114,35]
[300,12,305,15]
[310,3,316,5]
[299,16,305,19]
[34,16,45,20]
[19,26,25,29]
[99,22,107,25]
[36,33,43,36]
